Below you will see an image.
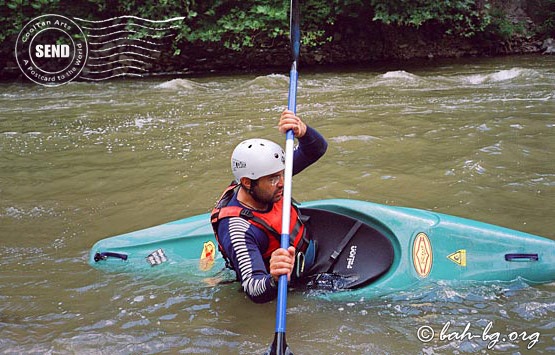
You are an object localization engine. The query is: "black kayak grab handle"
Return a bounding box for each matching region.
[505,253,538,262]
[94,251,128,262]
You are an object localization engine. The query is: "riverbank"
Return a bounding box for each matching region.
[2,28,553,81]
[3,0,555,82]
[169,31,551,77]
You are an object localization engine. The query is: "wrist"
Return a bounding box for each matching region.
[298,122,307,138]
[269,276,278,288]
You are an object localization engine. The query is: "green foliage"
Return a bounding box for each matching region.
[370,0,492,37]
[178,1,289,51]
[0,0,76,43]
[2,0,554,57]
[529,0,555,36]
[486,7,528,39]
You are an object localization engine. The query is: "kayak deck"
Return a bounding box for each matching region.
[89,199,555,297]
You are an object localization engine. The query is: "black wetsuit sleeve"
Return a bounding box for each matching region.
[293,125,328,175]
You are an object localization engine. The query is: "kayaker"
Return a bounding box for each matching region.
[211,109,327,303]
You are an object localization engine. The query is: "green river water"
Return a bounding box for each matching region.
[1,55,554,354]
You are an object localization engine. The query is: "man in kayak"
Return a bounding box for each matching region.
[211,109,327,303]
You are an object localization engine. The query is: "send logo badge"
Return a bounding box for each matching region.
[15,14,88,86]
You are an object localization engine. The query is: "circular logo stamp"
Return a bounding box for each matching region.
[15,14,88,86]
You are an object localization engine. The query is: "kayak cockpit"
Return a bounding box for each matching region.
[298,208,395,289]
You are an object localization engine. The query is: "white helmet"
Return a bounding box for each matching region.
[231,138,285,180]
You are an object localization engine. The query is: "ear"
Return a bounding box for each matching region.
[240,177,252,189]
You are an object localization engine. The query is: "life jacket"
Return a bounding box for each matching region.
[210,183,309,271]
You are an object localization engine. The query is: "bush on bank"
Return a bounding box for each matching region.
[2,0,554,78]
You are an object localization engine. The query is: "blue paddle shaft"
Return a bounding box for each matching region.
[287,62,298,116]
[275,61,298,334]
[271,1,300,350]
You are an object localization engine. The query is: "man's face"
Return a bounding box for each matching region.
[251,170,285,205]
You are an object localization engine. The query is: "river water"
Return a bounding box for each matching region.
[1,55,554,354]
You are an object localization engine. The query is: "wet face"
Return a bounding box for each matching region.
[249,170,284,206]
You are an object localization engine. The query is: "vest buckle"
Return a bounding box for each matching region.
[239,208,254,219]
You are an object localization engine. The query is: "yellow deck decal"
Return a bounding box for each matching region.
[447,249,467,266]
[412,232,433,278]
[199,241,216,271]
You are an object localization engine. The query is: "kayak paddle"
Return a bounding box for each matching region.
[266,0,300,354]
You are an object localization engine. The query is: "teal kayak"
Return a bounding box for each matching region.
[89,199,555,297]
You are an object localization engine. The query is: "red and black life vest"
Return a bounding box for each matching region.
[210,183,309,268]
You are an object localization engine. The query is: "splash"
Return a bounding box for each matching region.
[155,78,203,91]
[381,70,420,81]
[461,68,538,85]
[239,74,289,92]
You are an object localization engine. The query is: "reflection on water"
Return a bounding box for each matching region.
[1,55,554,353]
